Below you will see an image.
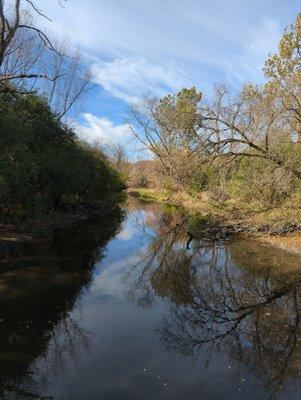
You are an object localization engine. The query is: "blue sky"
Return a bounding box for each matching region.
[37,0,301,148]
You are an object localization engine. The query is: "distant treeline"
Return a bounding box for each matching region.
[0,90,125,220]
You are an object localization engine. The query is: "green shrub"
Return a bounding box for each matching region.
[0,90,125,220]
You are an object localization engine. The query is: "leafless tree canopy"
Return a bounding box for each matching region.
[0,0,91,119]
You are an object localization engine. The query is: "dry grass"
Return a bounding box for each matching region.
[127,188,171,203]
[128,187,301,238]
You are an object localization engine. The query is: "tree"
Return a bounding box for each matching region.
[0,0,91,119]
[40,41,92,121]
[0,90,125,219]
[0,0,59,86]
[199,83,301,179]
[131,87,204,190]
[264,13,301,144]
[103,142,129,174]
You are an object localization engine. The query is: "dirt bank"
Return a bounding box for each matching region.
[0,200,123,244]
[128,189,301,255]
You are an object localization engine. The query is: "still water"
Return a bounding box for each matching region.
[0,198,301,400]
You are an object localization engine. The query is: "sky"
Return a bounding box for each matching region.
[36,0,301,149]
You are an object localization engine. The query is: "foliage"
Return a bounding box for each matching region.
[0,90,125,220]
[131,87,204,190]
[130,14,301,211]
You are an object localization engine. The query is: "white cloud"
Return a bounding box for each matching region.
[116,226,135,241]
[76,113,131,144]
[240,17,281,79]
[247,17,280,58]
[218,17,281,88]
[37,0,298,101]
[92,57,189,104]
[33,0,301,118]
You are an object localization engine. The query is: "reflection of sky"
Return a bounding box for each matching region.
[89,211,154,299]
[116,226,135,241]
[30,206,301,400]
[94,210,153,273]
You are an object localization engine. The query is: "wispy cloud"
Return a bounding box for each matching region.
[240,17,281,79]
[37,0,294,102]
[92,57,189,103]
[35,0,300,149]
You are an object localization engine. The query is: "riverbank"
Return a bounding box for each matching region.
[128,188,301,254]
[0,195,125,245]
[2,191,300,400]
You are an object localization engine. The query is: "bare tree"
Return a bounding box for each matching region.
[0,0,91,119]
[40,41,92,121]
[105,142,128,173]
[199,84,301,180]
[0,0,59,85]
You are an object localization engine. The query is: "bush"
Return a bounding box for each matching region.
[230,155,299,207]
[0,91,125,220]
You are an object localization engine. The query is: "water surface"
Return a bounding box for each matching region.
[1,199,301,400]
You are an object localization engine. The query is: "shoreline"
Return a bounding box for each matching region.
[128,188,301,255]
[1,190,301,256]
[0,197,124,245]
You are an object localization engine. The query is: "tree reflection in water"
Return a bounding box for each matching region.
[125,203,301,399]
[125,203,191,308]
[0,205,124,400]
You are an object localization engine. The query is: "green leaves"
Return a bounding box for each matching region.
[156,87,202,143]
[264,13,301,80]
[0,90,125,220]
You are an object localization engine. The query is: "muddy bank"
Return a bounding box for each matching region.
[186,218,301,255]
[0,199,124,245]
[129,190,301,251]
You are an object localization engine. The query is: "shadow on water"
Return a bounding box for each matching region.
[1,197,301,400]
[0,205,125,399]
